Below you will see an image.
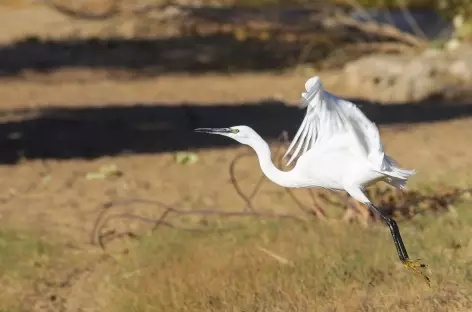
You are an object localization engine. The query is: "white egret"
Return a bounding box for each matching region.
[195,76,429,284]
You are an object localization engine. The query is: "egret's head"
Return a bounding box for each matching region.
[301,75,322,104]
[194,125,258,145]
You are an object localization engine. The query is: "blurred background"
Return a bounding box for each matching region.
[0,0,472,311]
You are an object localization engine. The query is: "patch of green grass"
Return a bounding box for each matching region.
[105,200,472,312]
[0,230,52,272]
[0,229,58,311]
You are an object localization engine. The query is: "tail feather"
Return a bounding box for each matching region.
[380,155,415,190]
[386,177,408,190]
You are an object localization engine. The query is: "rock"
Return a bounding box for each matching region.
[343,53,444,103]
[340,43,472,104]
[449,59,472,82]
[446,42,472,83]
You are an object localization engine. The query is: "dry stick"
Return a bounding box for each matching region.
[342,42,413,53]
[275,148,321,218]
[91,198,306,248]
[345,0,378,42]
[296,34,333,67]
[331,13,428,48]
[229,151,263,212]
[97,212,205,249]
[228,131,321,218]
[92,130,309,249]
[347,0,375,22]
[347,0,426,41]
[37,0,120,20]
[314,188,365,223]
[381,0,396,26]
[97,230,139,249]
[229,130,293,213]
[91,203,114,245]
[396,0,427,39]
[273,131,316,217]
[38,253,112,290]
[308,189,328,220]
[38,0,178,20]
[90,199,175,246]
[152,208,172,231]
[316,1,422,58]
[275,131,328,220]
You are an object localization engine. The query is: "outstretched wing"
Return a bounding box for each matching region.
[283,76,384,167]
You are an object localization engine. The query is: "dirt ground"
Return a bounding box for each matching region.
[1,70,471,236]
[1,3,472,312]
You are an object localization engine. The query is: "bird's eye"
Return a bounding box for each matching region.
[231,128,239,134]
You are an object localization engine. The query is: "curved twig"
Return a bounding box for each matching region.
[229,130,292,213]
[229,151,260,212]
[97,212,205,249]
[330,12,428,48]
[308,189,327,220]
[92,198,307,248]
[37,0,121,20]
[273,130,329,220]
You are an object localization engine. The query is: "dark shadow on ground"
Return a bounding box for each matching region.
[0,98,471,164]
[0,4,456,78]
[0,35,318,78]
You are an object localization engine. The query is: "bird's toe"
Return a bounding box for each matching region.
[402,259,430,287]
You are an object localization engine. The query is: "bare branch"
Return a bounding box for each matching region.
[328,13,428,48]
[396,0,427,39]
[37,0,121,20]
[342,42,415,53]
[308,189,327,220]
[229,130,294,213]
[272,131,328,221]
[229,151,260,212]
[97,212,205,249]
[91,198,307,248]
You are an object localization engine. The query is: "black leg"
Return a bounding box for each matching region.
[368,204,409,262]
[368,203,429,285]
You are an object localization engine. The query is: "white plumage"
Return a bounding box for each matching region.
[195,75,429,284]
[281,76,415,198]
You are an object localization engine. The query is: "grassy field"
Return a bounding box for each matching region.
[105,210,472,312]
[1,192,472,311]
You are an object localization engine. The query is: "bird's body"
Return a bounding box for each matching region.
[284,142,385,190]
[195,76,429,285]
[234,129,385,191]
[253,130,397,190]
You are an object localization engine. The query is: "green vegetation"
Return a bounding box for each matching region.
[0,230,59,311]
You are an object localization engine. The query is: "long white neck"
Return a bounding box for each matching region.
[246,136,298,188]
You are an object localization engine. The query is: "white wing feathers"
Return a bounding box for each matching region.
[283,76,384,168]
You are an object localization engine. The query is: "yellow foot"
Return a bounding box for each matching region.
[402,259,430,287]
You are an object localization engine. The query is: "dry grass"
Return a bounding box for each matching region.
[1,197,472,311]
[97,203,472,312]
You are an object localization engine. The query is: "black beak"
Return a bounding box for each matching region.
[194,128,231,134]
